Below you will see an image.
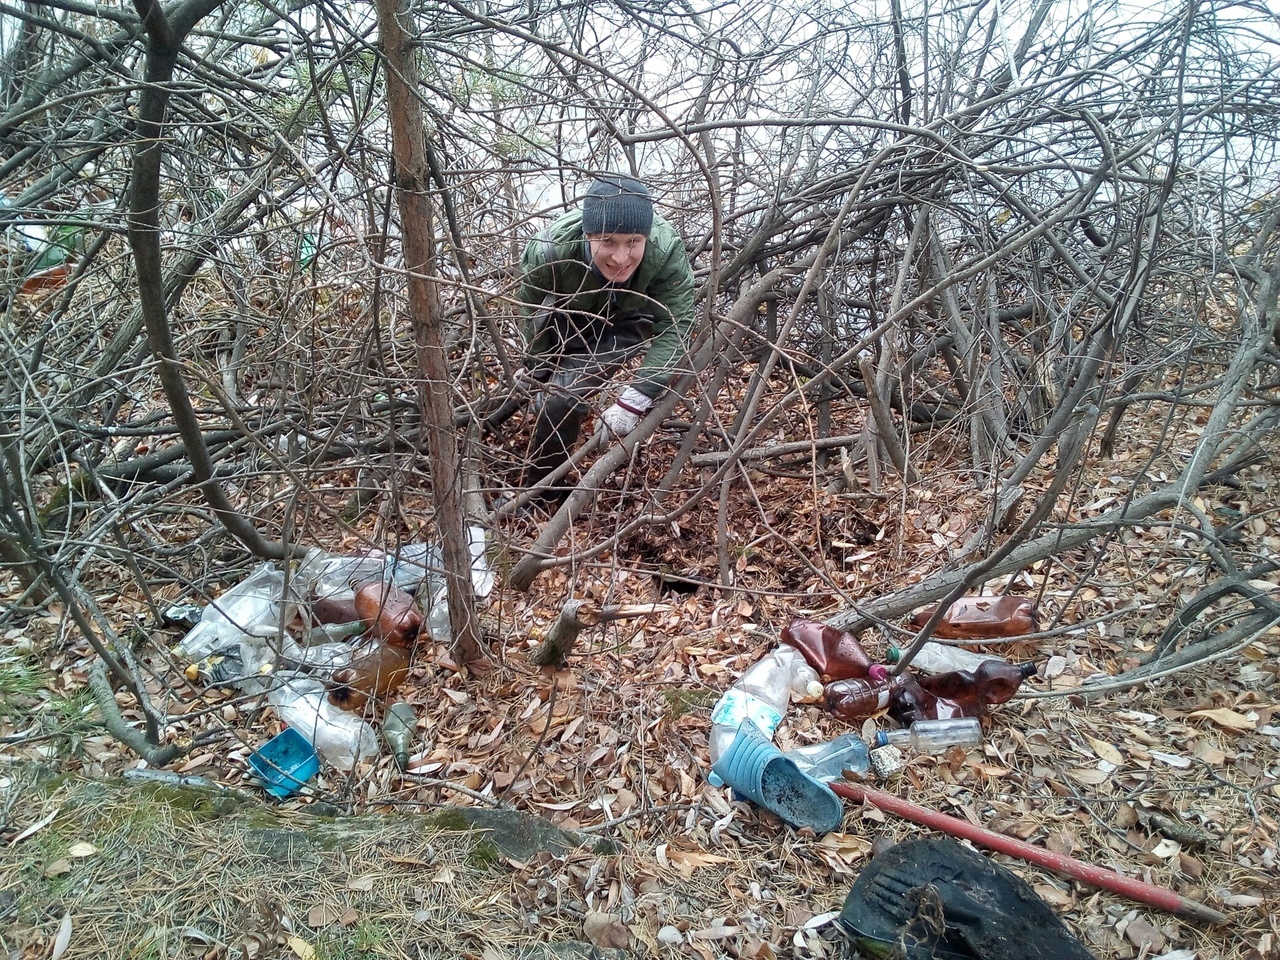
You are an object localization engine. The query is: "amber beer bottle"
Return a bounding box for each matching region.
[908,595,1037,639]
[913,661,1037,716]
[780,617,874,680]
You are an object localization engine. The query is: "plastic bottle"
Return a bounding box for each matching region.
[174,564,291,660]
[779,618,875,680]
[295,549,389,603]
[327,635,413,713]
[353,580,421,646]
[913,661,1037,716]
[307,595,361,628]
[874,717,982,754]
[266,675,378,771]
[908,594,1037,639]
[824,665,914,720]
[785,733,871,781]
[887,641,1005,675]
[708,645,825,769]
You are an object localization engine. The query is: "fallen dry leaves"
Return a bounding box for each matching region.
[3,358,1280,960]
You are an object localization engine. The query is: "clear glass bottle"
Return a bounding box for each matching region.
[874,717,982,754]
[785,733,871,781]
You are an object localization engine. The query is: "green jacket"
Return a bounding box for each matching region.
[517,209,695,399]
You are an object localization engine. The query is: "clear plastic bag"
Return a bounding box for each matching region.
[278,633,353,672]
[467,525,495,598]
[421,582,452,644]
[292,526,492,610]
[385,542,443,592]
[294,549,389,603]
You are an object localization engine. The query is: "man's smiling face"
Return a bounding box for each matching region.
[588,232,647,283]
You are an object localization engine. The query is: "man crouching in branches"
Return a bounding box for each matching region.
[514,174,695,506]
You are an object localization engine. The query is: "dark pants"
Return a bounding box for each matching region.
[524,313,652,491]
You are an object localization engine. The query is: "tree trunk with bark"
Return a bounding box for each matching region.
[373,0,483,665]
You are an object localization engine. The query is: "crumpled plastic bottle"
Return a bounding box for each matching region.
[708,645,824,783]
[174,564,292,661]
[266,674,377,771]
[785,732,871,781]
[780,618,875,680]
[908,594,1037,639]
[913,661,1037,716]
[887,641,1006,675]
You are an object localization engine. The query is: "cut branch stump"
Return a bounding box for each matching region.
[530,600,674,669]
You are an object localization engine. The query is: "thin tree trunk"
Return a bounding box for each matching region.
[373,0,482,664]
[126,0,281,561]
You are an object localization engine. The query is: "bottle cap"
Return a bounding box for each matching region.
[874,728,910,748]
[868,664,888,682]
[886,646,902,663]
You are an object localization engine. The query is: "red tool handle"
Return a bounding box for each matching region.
[830,781,1226,925]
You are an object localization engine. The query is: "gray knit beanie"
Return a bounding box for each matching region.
[581,175,653,236]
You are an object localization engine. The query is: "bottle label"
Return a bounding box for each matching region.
[711,689,784,738]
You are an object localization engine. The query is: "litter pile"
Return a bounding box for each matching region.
[169,528,493,792]
[706,601,1038,833]
[702,595,1228,954]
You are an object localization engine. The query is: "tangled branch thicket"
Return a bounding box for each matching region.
[1,0,1278,776]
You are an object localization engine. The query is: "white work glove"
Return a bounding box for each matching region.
[598,386,653,439]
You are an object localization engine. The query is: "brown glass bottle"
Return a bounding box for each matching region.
[780,618,874,680]
[908,595,1037,639]
[913,661,1037,716]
